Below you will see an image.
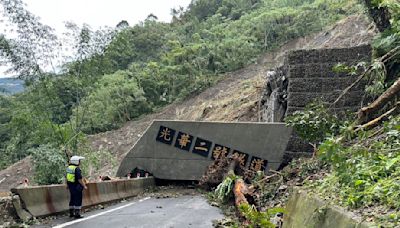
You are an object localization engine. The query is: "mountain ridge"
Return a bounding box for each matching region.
[0,78,24,94]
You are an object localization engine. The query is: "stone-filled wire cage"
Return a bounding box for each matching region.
[261,45,372,163]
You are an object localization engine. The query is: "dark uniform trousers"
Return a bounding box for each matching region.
[68,183,83,209]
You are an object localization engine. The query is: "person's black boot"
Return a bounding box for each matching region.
[69,209,74,218]
[74,209,83,219]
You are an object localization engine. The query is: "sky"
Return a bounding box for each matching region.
[25,0,191,31]
[0,0,192,78]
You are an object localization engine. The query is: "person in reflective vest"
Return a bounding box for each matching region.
[66,155,87,219]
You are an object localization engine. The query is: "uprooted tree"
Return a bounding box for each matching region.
[200,155,286,227]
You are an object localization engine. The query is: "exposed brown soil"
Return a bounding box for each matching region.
[0,157,33,193]
[0,14,377,192]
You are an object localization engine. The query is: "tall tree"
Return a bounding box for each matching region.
[364,0,392,32]
[0,0,60,82]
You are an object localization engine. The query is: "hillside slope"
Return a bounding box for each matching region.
[88,14,376,177]
[0,15,376,192]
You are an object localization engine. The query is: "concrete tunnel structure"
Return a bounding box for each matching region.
[117,120,292,180]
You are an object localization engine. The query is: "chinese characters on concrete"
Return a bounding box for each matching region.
[192,137,212,157]
[156,125,268,171]
[212,144,230,160]
[174,132,193,151]
[156,126,175,145]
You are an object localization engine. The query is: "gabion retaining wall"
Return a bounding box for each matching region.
[262,45,372,162]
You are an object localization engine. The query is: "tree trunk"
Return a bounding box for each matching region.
[356,102,400,131]
[234,178,250,207]
[363,0,392,32]
[358,77,400,124]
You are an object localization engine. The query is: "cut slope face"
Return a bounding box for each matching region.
[0,15,377,191]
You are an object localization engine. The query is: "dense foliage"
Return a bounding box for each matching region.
[239,204,284,228]
[0,0,361,177]
[312,116,400,226]
[70,71,151,133]
[215,173,239,202]
[287,1,400,225]
[369,0,400,88]
[30,144,66,185]
[286,102,349,143]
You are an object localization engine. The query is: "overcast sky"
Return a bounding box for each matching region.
[26,0,191,30]
[0,0,192,78]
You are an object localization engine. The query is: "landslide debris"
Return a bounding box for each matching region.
[203,156,327,227]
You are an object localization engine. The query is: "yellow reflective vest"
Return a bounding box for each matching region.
[66,165,77,183]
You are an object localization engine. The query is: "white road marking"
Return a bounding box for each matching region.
[53,197,151,228]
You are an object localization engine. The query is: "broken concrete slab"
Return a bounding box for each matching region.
[11,195,32,222]
[117,120,292,180]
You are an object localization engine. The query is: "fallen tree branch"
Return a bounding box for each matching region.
[256,173,279,184]
[368,128,384,139]
[355,101,400,132]
[269,170,283,175]
[331,68,372,106]
[331,46,400,107]
[357,78,400,124]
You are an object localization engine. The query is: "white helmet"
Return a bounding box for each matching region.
[70,156,85,165]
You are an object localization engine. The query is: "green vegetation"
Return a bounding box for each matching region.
[285,102,349,144]
[70,71,151,133]
[316,116,400,209]
[287,105,400,226]
[301,113,400,226]
[30,144,66,185]
[0,0,362,180]
[215,173,239,202]
[286,1,400,225]
[210,170,286,227]
[239,204,284,228]
[367,0,400,93]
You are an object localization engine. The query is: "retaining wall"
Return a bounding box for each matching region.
[286,45,371,159]
[262,45,372,161]
[11,177,155,218]
[283,189,373,228]
[286,45,371,115]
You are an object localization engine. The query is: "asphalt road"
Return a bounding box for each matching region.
[37,195,223,228]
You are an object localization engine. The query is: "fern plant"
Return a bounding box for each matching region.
[239,203,285,228]
[215,174,239,202]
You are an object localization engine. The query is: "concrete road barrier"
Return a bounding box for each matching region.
[11,177,154,219]
[117,120,292,180]
[283,189,373,228]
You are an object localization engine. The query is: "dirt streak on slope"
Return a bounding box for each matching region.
[0,15,376,191]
